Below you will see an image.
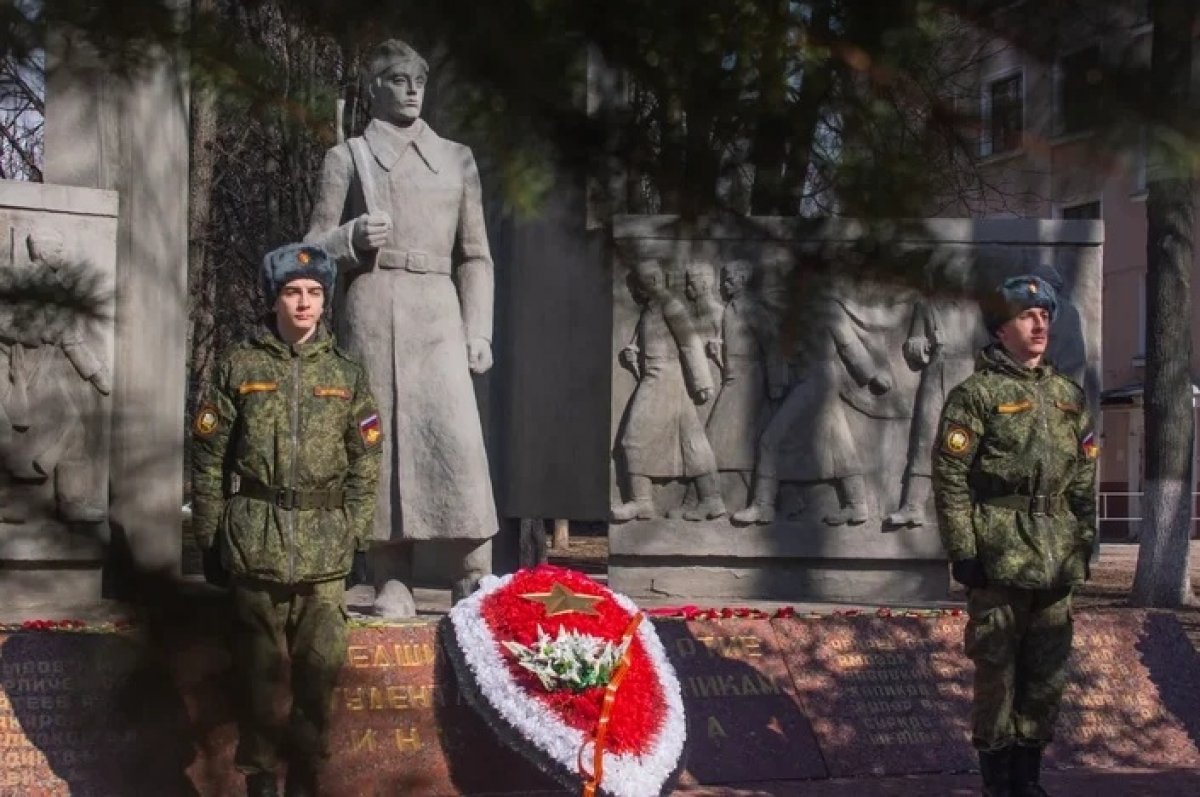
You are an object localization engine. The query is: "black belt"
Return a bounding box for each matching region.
[236,477,344,511]
[984,494,1067,516]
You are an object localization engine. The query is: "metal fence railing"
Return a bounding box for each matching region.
[1098,491,1200,539]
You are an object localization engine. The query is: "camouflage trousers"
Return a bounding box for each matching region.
[964,584,1073,751]
[230,578,349,775]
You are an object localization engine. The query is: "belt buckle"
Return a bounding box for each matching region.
[406,252,428,273]
[275,487,297,511]
[1030,495,1047,516]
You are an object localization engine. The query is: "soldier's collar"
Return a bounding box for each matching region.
[363,118,442,174]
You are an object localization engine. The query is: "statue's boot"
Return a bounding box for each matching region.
[451,540,490,605]
[824,475,869,526]
[683,473,726,520]
[732,476,777,525]
[885,475,931,527]
[611,475,655,522]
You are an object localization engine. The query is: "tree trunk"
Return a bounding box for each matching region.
[1131,0,1196,607]
[186,0,219,408]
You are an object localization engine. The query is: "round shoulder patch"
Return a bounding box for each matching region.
[193,403,219,438]
[941,423,973,457]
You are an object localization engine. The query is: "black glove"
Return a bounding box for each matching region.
[345,549,369,588]
[951,557,988,590]
[201,545,229,588]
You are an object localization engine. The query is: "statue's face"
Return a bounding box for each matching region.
[370,62,427,125]
[635,264,666,295]
[722,267,749,297]
[684,274,710,299]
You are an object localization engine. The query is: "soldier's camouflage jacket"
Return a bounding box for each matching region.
[933,344,1097,589]
[191,324,382,583]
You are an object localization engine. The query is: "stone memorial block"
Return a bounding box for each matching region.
[772,614,975,778]
[0,181,118,608]
[608,216,1102,604]
[772,611,1200,778]
[1048,612,1200,769]
[657,618,827,785]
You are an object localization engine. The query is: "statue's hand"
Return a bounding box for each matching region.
[868,374,892,395]
[466,338,493,375]
[903,336,931,368]
[352,212,392,251]
[91,370,112,396]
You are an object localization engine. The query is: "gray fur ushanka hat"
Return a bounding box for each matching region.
[260,242,336,304]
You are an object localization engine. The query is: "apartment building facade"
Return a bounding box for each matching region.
[967,4,1199,537]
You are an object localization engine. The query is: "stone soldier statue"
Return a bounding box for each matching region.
[305,39,497,610]
[191,243,382,797]
[734,283,891,526]
[705,260,786,492]
[933,275,1096,797]
[886,291,987,527]
[612,258,725,522]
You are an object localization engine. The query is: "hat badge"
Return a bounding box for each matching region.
[1028,281,1038,294]
[297,250,311,265]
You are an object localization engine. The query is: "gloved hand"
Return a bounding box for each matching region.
[345,549,370,588]
[201,545,228,588]
[951,557,988,589]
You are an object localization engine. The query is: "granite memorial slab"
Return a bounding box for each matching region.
[1,609,1197,794]
[657,618,827,785]
[771,610,1200,778]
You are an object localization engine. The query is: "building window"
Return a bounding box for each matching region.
[1059,46,1102,136]
[1061,201,1101,220]
[981,72,1023,157]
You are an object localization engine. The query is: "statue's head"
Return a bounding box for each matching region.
[634,259,667,297]
[721,260,754,298]
[683,261,716,299]
[363,39,429,127]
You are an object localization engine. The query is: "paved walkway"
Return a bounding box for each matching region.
[674,767,1200,796]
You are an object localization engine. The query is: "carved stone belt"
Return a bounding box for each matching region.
[376,248,452,275]
[235,477,345,511]
[983,493,1067,517]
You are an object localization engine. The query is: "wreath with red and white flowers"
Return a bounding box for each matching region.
[445,565,687,797]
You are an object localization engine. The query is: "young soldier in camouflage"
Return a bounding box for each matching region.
[933,275,1097,797]
[191,242,382,797]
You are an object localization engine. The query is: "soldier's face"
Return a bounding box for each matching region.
[275,278,325,343]
[997,307,1050,364]
[370,63,426,126]
[636,265,666,295]
[684,275,709,299]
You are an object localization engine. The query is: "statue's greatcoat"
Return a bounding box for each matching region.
[306,118,497,542]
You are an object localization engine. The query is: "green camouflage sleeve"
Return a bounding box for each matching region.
[1066,406,1099,547]
[344,366,382,550]
[190,359,237,550]
[932,384,986,561]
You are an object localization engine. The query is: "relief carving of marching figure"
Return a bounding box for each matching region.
[734,280,892,526]
[705,261,787,494]
[612,259,725,522]
[886,288,987,527]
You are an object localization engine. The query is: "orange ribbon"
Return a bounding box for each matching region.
[579,612,644,797]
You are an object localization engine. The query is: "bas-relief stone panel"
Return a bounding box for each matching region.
[608,218,1102,595]
[0,182,117,568]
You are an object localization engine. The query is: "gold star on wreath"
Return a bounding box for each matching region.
[521,582,604,617]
